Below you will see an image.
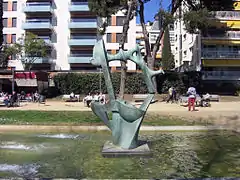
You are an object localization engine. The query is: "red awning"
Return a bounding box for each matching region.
[14,72,36,79]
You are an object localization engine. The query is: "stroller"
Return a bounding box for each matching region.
[200,93,211,107]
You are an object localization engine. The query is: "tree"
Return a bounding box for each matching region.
[88,0,136,99]
[5,32,48,71]
[161,26,175,70]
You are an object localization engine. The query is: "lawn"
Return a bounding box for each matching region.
[0,110,211,126]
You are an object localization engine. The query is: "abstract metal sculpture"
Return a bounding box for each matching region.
[90,40,164,150]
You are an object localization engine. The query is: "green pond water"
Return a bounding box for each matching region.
[0,130,239,179]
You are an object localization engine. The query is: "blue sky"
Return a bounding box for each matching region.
[137,0,171,22]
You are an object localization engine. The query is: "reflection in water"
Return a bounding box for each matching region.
[0,131,239,179]
[37,133,85,139]
[0,142,48,151]
[0,164,39,177]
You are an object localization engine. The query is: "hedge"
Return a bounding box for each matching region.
[53,72,148,95]
[156,71,202,94]
[53,71,202,95]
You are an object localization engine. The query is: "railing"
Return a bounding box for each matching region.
[202,31,240,39]
[214,11,240,20]
[69,54,92,57]
[26,2,51,6]
[26,19,51,23]
[70,1,88,5]
[70,36,96,39]
[202,51,240,59]
[203,71,240,80]
[70,18,96,23]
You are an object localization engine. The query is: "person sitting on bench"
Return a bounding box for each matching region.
[70,92,75,100]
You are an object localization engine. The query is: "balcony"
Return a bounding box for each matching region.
[22,19,53,30]
[68,36,96,46]
[214,11,240,20]
[26,57,50,64]
[68,54,92,63]
[202,31,240,40]
[69,1,89,12]
[69,19,97,29]
[202,51,240,59]
[202,71,240,80]
[23,2,53,13]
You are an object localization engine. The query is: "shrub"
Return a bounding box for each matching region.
[156,71,202,94]
[53,72,147,95]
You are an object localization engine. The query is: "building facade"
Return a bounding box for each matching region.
[201,1,240,81]
[2,0,137,71]
[171,2,201,71]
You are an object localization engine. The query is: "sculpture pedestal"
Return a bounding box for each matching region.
[102,141,152,158]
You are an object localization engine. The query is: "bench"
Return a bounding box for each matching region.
[209,94,220,102]
[62,94,80,102]
[132,94,158,103]
[178,95,202,105]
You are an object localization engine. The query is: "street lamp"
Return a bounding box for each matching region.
[11,67,15,94]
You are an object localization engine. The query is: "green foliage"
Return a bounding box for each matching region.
[183,8,211,34]
[88,0,128,17]
[182,0,234,34]
[157,8,175,28]
[4,32,48,70]
[157,71,202,94]
[53,72,147,95]
[200,0,234,11]
[161,26,175,70]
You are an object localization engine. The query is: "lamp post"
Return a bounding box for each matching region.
[11,67,15,94]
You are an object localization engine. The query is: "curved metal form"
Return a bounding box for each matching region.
[90,40,164,149]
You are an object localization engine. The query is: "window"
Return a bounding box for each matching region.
[3,18,7,27]
[12,18,17,27]
[184,50,187,56]
[116,16,125,26]
[12,34,16,43]
[3,2,8,11]
[3,34,7,44]
[106,33,111,43]
[116,33,127,43]
[12,2,17,11]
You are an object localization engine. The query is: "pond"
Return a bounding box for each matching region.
[0,130,239,179]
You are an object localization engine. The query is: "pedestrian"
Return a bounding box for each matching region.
[187,86,197,111]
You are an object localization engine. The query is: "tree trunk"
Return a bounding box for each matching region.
[119,0,135,99]
[152,0,183,66]
[139,0,157,92]
[139,0,151,65]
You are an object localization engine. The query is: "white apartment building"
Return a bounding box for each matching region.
[2,0,137,71]
[172,2,201,71]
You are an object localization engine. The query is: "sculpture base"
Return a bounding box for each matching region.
[102,141,152,158]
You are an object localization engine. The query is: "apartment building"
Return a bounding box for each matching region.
[171,2,201,71]
[102,11,137,71]
[2,0,137,71]
[201,1,240,81]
